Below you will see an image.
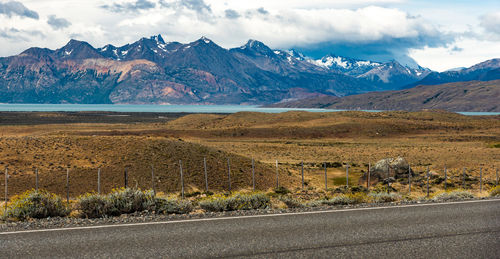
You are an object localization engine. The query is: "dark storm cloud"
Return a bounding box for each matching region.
[0,1,39,19]
[101,0,156,13]
[47,15,71,30]
[294,34,455,67]
[225,9,240,19]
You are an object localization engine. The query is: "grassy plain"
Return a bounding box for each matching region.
[0,110,499,198]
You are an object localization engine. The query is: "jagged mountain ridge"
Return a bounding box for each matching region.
[308,54,432,89]
[1,34,492,105]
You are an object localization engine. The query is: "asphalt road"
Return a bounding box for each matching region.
[1,200,499,258]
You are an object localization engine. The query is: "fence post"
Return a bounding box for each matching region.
[97,168,101,195]
[480,167,482,192]
[324,162,328,190]
[124,167,128,188]
[444,166,447,191]
[426,166,430,198]
[463,167,466,189]
[35,168,39,191]
[66,168,69,204]
[408,164,411,194]
[251,158,255,191]
[275,160,279,189]
[227,158,231,192]
[346,164,349,188]
[204,157,208,192]
[179,160,184,199]
[4,167,8,213]
[367,163,371,190]
[301,161,304,190]
[151,165,155,195]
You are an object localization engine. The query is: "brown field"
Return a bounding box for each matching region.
[0,110,499,199]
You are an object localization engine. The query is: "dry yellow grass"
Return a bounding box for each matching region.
[0,110,499,198]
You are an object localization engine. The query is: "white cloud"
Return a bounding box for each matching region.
[409,38,500,72]
[480,11,500,40]
[0,0,498,71]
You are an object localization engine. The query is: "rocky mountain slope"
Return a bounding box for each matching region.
[410,59,500,87]
[0,35,441,104]
[309,55,431,89]
[267,80,500,112]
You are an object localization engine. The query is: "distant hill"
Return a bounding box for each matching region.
[268,80,500,112]
[409,59,500,87]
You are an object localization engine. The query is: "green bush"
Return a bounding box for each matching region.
[78,188,155,218]
[432,190,475,202]
[321,193,368,205]
[154,197,193,214]
[200,192,270,212]
[368,192,402,203]
[490,186,500,197]
[3,189,69,220]
[321,194,355,205]
[78,193,109,218]
[106,188,155,215]
[279,196,305,208]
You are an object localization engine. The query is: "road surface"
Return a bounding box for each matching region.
[1,200,499,258]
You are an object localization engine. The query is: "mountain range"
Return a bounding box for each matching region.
[0,34,498,105]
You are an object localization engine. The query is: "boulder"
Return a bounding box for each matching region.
[360,157,414,184]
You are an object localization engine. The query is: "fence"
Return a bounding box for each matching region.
[1,158,499,203]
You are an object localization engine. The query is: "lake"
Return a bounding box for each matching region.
[0,104,498,116]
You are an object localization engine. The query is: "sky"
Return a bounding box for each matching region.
[0,0,499,71]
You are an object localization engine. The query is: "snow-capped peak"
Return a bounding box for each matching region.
[309,54,381,70]
[285,49,305,61]
[200,36,211,44]
[150,34,165,44]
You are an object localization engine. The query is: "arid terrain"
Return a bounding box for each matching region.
[0,110,499,199]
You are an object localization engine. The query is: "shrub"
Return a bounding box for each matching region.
[321,194,355,205]
[432,190,475,202]
[200,192,270,212]
[274,186,290,195]
[154,197,193,214]
[77,188,155,218]
[305,200,323,207]
[78,193,109,218]
[106,188,155,215]
[348,192,369,204]
[368,192,402,203]
[3,189,69,220]
[279,196,305,208]
[321,193,368,205]
[490,186,500,197]
[199,194,228,212]
[185,191,201,198]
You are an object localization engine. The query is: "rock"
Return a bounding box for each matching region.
[428,171,440,179]
[360,157,414,184]
[383,177,396,184]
